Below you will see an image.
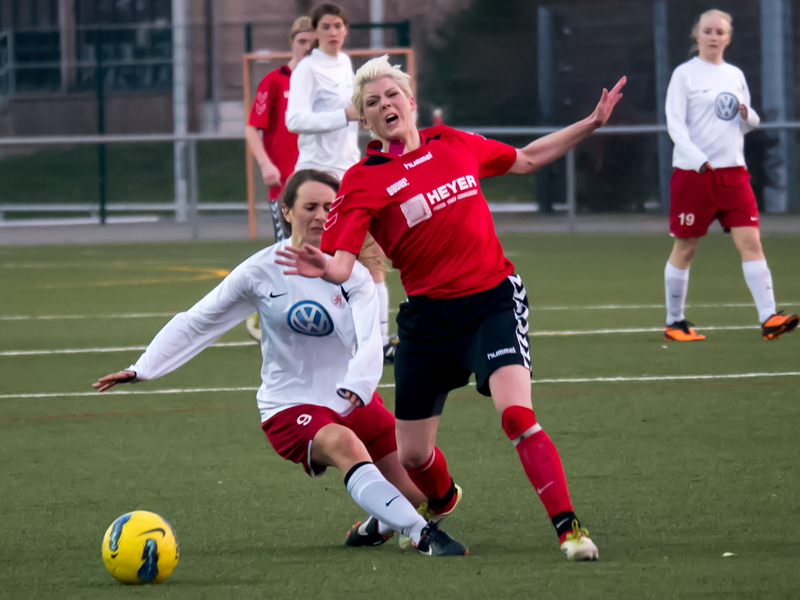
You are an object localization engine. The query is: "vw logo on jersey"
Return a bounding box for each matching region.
[287,301,334,337]
[715,92,739,121]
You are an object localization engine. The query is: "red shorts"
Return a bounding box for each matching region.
[260,393,396,477]
[669,167,759,238]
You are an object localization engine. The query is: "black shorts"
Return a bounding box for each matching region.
[393,275,531,421]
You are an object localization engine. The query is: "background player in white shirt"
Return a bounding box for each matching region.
[91,169,467,556]
[286,3,396,364]
[663,9,798,341]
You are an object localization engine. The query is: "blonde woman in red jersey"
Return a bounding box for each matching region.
[277,56,625,561]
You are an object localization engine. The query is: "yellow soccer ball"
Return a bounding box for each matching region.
[101,511,179,585]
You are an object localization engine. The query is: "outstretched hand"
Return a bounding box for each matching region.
[275,245,327,278]
[589,76,627,129]
[93,370,136,392]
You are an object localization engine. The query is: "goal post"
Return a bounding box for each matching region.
[242,47,416,239]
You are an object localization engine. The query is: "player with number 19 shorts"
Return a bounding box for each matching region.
[663,9,797,342]
[277,55,628,561]
[92,170,468,557]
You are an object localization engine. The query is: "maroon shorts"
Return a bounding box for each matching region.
[260,392,396,477]
[669,167,759,238]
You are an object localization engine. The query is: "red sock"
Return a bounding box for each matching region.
[406,447,458,514]
[502,406,575,542]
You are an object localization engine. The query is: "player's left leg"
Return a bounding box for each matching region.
[489,366,597,561]
[731,226,798,339]
[472,275,597,560]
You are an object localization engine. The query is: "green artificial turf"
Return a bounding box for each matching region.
[1,233,799,599]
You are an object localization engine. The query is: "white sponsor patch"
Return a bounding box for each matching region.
[403,151,433,170]
[399,193,432,228]
[386,177,410,197]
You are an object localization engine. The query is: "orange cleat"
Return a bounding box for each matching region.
[761,312,799,340]
[664,320,705,341]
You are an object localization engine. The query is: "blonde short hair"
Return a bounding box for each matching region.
[290,16,313,41]
[690,9,733,55]
[352,55,413,119]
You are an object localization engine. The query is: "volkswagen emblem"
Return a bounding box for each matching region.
[715,92,739,121]
[287,301,334,336]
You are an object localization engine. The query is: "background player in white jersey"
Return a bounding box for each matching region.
[286,3,396,364]
[663,9,798,342]
[91,169,467,556]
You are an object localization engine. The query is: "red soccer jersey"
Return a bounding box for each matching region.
[248,65,298,188]
[321,125,517,299]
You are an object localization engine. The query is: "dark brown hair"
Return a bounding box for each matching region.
[311,3,348,29]
[280,169,340,234]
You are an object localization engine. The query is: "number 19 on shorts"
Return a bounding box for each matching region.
[678,213,695,226]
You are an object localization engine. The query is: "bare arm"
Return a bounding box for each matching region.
[508,76,627,175]
[275,246,357,285]
[245,125,281,187]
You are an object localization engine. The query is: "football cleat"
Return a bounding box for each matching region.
[399,483,463,550]
[414,522,468,556]
[664,320,705,341]
[245,313,261,342]
[383,333,399,365]
[560,520,599,562]
[345,515,393,547]
[761,312,799,340]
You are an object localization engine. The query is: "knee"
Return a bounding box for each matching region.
[676,242,697,263]
[398,448,432,471]
[737,237,763,257]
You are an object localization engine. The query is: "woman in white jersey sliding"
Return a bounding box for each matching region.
[286,2,397,365]
[663,9,798,342]
[91,169,467,557]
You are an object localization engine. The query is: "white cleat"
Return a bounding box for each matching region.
[560,520,599,562]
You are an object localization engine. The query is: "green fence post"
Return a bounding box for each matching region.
[95,35,107,225]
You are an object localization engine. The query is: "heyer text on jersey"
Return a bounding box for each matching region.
[425,174,478,206]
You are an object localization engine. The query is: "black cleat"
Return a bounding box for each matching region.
[345,515,392,547]
[415,522,468,556]
[383,333,399,365]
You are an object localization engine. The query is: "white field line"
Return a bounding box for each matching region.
[0,312,177,322]
[0,341,256,357]
[2,371,799,401]
[0,324,769,357]
[3,301,798,322]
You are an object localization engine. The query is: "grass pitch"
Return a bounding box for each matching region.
[1,232,799,599]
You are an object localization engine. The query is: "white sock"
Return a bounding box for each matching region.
[665,262,690,325]
[345,463,426,544]
[742,260,776,323]
[375,282,390,346]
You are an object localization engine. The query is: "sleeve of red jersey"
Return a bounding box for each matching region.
[320,177,374,257]
[454,128,517,178]
[248,76,273,129]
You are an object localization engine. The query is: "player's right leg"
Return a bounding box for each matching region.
[311,424,467,556]
[664,237,704,341]
[664,168,714,341]
[393,329,470,522]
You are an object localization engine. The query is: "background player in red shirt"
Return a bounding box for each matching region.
[277,56,625,561]
[245,16,315,243]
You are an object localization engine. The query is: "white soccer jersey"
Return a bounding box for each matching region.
[666,57,760,172]
[127,241,382,423]
[285,49,361,178]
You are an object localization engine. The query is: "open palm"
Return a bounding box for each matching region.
[275,245,327,278]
